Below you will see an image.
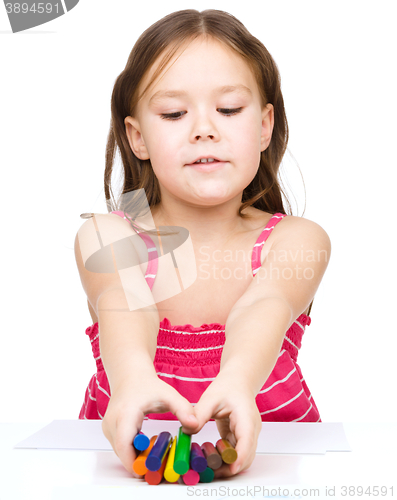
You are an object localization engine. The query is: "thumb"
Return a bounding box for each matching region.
[164,392,199,434]
[193,396,217,433]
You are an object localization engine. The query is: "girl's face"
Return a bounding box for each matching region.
[125,36,274,210]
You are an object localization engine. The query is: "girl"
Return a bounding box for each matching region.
[75,9,331,479]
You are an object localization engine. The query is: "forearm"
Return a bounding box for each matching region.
[220,297,293,396]
[97,288,160,394]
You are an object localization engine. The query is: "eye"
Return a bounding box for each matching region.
[217,107,243,116]
[160,111,187,121]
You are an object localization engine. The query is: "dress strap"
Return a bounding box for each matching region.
[251,213,287,277]
[111,211,159,290]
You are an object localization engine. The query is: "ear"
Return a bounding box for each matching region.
[124,116,150,160]
[260,103,274,152]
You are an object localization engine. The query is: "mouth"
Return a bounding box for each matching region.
[186,156,224,167]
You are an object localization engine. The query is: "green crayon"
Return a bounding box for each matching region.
[173,426,191,475]
[199,467,215,483]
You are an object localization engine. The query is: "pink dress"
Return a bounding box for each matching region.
[79,212,321,423]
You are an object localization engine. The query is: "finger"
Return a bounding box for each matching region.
[213,462,234,479]
[112,416,145,476]
[193,397,218,432]
[162,393,199,434]
[228,414,260,475]
[215,418,233,443]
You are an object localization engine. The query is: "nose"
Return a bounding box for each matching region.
[190,112,219,142]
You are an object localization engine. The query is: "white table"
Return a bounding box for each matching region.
[0,422,395,500]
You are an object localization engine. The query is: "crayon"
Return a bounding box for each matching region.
[216,438,238,464]
[146,431,172,471]
[182,468,200,486]
[173,427,191,475]
[190,442,207,473]
[199,467,215,483]
[132,435,157,475]
[133,431,150,451]
[164,437,180,483]
[145,447,170,485]
[201,441,223,470]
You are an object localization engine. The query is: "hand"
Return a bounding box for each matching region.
[101,374,198,477]
[193,374,262,478]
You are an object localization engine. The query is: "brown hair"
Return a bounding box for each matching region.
[103,8,297,220]
[99,8,312,314]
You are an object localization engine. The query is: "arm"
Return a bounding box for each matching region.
[74,213,159,392]
[75,214,198,474]
[194,216,331,477]
[221,216,331,394]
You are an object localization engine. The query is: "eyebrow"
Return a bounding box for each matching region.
[148,84,252,105]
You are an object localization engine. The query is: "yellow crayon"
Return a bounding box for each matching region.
[164,436,180,483]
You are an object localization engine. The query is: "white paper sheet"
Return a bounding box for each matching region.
[14,420,351,454]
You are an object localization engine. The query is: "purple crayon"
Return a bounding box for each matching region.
[190,442,207,473]
[133,431,150,451]
[145,431,172,471]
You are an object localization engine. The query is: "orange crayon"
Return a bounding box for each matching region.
[216,438,238,464]
[133,435,157,475]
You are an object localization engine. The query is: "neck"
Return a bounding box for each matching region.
[149,195,253,246]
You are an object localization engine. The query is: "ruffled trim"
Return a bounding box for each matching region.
[159,317,226,333]
[85,313,311,367]
[159,313,311,332]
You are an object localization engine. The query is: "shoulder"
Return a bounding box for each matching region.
[74,212,141,274]
[247,207,331,250]
[273,214,331,248]
[75,212,137,252]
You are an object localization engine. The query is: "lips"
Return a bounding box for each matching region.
[186,156,224,166]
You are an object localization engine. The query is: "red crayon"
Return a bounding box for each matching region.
[145,448,170,485]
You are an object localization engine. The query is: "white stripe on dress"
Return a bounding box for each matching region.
[259,388,304,415]
[295,320,304,331]
[257,367,296,395]
[90,333,99,343]
[87,386,97,402]
[284,335,299,351]
[291,403,313,422]
[156,344,223,353]
[156,372,216,383]
[95,374,111,399]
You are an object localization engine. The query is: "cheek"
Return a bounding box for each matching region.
[143,121,183,162]
[233,120,262,162]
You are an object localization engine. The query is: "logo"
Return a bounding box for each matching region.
[77,189,198,312]
[4,0,79,33]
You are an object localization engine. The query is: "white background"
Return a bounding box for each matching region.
[0,0,396,424]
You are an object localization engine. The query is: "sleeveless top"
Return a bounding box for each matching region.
[79,212,321,423]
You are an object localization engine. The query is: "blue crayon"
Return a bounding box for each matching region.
[133,431,150,451]
[190,442,207,473]
[145,431,172,471]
